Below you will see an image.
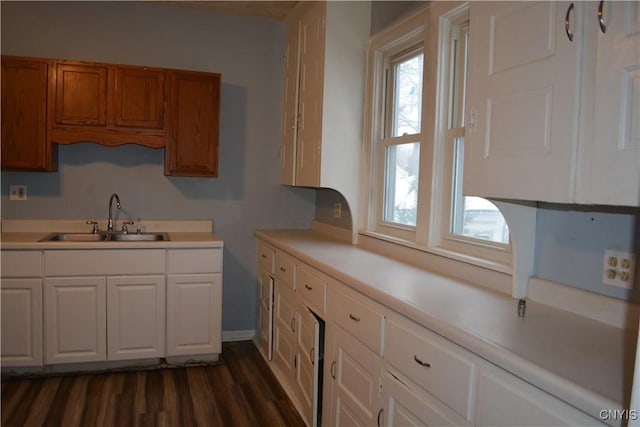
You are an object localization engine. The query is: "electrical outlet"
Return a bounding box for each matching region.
[602,249,636,289]
[333,202,342,219]
[9,185,27,201]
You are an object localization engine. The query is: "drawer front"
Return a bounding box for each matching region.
[297,264,326,314]
[274,250,295,290]
[45,250,165,276]
[331,285,384,355]
[385,317,475,421]
[167,248,222,274]
[257,240,274,274]
[1,251,42,277]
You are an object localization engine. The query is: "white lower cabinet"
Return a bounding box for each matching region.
[44,276,107,364]
[475,360,604,426]
[107,276,165,360]
[166,274,222,356]
[381,369,469,427]
[294,304,322,427]
[1,278,43,367]
[257,268,274,361]
[272,280,298,391]
[328,324,383,427]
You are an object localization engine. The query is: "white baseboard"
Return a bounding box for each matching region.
[222,329,255,342]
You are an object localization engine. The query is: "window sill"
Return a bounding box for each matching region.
[358,230,513,295]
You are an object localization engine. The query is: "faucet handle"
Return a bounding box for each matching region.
[86,220,99,234]
[136,217,142,234]
[121,220,135,234]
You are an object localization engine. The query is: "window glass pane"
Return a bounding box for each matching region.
[451,138,509,244]
[384,142,420,226]
[392,53,423,137]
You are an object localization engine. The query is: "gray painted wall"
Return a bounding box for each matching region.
[0,1,316,333]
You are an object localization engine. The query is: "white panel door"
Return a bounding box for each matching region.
[294,304,321,427]
[381,371,470,427]
[295,1,325,187]
[584,1,640,206]
[107,275,165,361]
[1,279,42,367]
[465,1,582,202]
[281,14,301,185]
[257,269,274,361]
[272,281,297,390]
[166,274,222,356]
[44,276,107,364]
[329,325,382,427]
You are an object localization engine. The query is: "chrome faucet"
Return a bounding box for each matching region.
[107,193,121,231]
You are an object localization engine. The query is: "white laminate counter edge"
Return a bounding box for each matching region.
[254,229,632,422]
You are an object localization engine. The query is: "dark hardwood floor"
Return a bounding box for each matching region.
[1,341,305,427]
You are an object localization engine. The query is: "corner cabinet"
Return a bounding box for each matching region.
[0,55,221,177]
[464,1,640,206]
[1,56,56,171]
[280,1,370,230]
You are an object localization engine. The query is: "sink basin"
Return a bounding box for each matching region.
[108,233,170,241]
[39,233,109,242]
[39,232,170,242]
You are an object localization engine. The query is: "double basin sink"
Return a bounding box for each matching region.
[39,232,170,242]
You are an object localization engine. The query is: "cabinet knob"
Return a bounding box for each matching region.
[305,284,313,290]
[349,313,360,322]
[377,408,384,427]
[280,266,286,272]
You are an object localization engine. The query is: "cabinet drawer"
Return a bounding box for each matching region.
[330,285,384,355]
[167,248,222,274]
[385,316,475,421]
[45,250,165,276]
[274,250,295,290]
[296,264,326,314]
[1,251,42,277]
[257,240,274,273]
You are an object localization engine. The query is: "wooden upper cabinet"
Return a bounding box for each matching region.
[114,66,165,130]
[1,56,56,171]
[50,60,167,148]
[165,70,221,177]
[54,62,108,127]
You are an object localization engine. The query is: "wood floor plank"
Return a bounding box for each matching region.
[1,341,305,427]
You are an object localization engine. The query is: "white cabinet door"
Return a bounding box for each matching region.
[44,276,107,364]
[107,275,165,361]
[475,361,604,426]
[295,1,325,187]
[281,12,301,185]
[294,304,321,427]
[329,325,382,427]
[580,1,640,205]
[465,1,582,202]
[381,370,470,427]
[166,274,222,356]
[272,280,297,390]
[1,279,42,367]
[257,268,274,361]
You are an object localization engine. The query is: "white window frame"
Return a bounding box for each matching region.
[361,3,512,274]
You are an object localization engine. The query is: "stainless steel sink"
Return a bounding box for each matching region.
[39,232,170,242]
[39,233,109,242]
[108,233,170,241]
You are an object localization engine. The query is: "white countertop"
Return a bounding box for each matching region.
[1,219,223,249]
[255,229,636,421]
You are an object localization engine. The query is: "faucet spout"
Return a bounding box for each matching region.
[108,193,121,231]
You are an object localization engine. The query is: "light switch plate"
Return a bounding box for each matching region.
[9,185,27,201]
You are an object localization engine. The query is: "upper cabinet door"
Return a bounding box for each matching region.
[114,66,165,130]
[579,1,640,206]
[1,56,55,171]
[55,62,108,126]
[281,16,301,186]
[465,2,582,203]
[165,70,221,177]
